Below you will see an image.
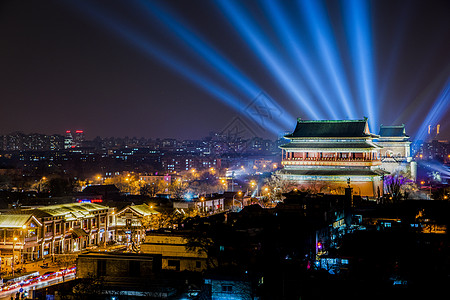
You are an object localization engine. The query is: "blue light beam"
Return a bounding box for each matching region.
[342,0,377,132]
[262,0,340,120]
[68,0,285,135]
[298,0,357,120]
[216,0,325,120]
[414,78,450,143]
[133,0,295,129]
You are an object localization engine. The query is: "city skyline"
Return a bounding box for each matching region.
[1,0,449,140]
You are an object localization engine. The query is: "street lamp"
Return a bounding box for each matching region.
[200,197,205,215]
[21,225,27,265]
[233,191,243,211]
[12,236,17,277]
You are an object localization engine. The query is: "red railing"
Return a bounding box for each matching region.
[283,157,380,162]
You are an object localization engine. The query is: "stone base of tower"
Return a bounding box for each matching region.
[278,172,384,198]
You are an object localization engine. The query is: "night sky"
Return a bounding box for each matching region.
[1,0,449,140]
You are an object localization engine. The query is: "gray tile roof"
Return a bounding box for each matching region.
[285,118,378,139]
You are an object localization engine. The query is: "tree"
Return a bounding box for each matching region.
[169,179,188,198]
[264,174,298,201]
[431,187,450,200]
[185,229,217,269]
[30,176,50,193]
[384,172,415,202]
[0,174,13,191]
[104,174,143,195]
[48,177,75,196]
[72,273,105,300]
[140,179,167,197]
[184,221,253,270]
[142,208,199,230]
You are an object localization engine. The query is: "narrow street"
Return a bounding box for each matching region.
[0,268,76,299]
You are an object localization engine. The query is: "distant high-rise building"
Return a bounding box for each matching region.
[49,134,64,150]
[427,124,441,140]
[64,130,84,148]
[64,130,73,149]
[74,130,85,147]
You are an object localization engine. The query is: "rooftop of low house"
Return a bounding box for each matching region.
[0,214,33,228]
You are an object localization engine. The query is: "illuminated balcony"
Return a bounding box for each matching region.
[281,157,381,167]
[25,235,38,243]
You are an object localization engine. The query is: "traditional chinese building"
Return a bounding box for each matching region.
[0,214,42,271]
[6,203,111,261]
[115,204,158,247]
[279,118,386,197]
[376,125,416,179]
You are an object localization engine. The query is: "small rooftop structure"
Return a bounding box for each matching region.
[378,124,409,139]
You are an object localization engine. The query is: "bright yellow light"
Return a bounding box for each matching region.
[13,237,17,241]
[420,181,425,185]
[238,191,242,195]
[22,225,27,229]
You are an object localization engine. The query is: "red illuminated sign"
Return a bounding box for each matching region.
[77,199,102,203]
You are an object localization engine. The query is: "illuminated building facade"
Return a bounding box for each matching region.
[0,214,42,271]
[64,130,84,148]
[279,118,385,197]
[115,204,158,246]
[376,125,416,179]
[73,130,85,147]
[64,130,73,149]
[9,203,111,260]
